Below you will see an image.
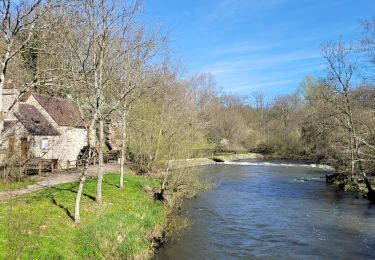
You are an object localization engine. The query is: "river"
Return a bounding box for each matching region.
[156,160,375,259]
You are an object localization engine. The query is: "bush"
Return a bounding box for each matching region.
[250,142,275,154]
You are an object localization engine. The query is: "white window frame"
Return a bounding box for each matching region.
[41,138,49,153]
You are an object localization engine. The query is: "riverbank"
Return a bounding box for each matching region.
[326,172,369,196]
[0,172,166,259]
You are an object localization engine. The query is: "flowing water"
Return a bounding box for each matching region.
[156,160,375,260]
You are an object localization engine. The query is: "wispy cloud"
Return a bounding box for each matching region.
[197,48,326,95]
[201,49,323,74]
[208,42,277,56]
[203,0,293,23]
[228,79,298,92]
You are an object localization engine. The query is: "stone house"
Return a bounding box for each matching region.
[0,89,87,169]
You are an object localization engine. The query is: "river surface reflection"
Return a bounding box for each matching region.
[156,160,375,260]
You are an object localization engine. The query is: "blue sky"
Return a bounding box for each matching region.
[143,0,375,98]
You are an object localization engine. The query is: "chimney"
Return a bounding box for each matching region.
[2,85,19,120]
[0,79,18,133]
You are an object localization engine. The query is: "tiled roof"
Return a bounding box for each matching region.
[2,120,18,133]
[15,103,59,136]
[31,92,84,128]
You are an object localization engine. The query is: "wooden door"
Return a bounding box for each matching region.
[21,137,28,159]
[8,137,15,156]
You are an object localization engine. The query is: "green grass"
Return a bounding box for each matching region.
[0,179,36,192]
[0,172,166,259]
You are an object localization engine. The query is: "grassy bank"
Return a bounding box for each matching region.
[0,172,166,259]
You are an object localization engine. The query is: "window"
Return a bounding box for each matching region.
[41,138,49,153]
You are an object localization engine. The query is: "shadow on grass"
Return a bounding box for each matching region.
[28,183,98,220]
[43,185,97,221]
[50,195,74,221]
[103,179,120,189]
[36,183,96,201]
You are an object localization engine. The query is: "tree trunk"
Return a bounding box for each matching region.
[161,147,172,193]
[74,147,92,224]
[96,118,104,204]
[154,115,164,162]
[344,92,362,174]
[120,113,126,189]
[73,95,98,223]
[348,130,355,176]
[74,170,86,224]
[0,70,5,132]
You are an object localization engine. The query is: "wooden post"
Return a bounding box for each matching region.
[38,162,42,175]
[51,161,54,174]
[67,160,70,171]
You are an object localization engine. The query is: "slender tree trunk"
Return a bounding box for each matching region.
[0,58,7,132]
[161,147,172,195]
[96,118,104,204]
[161,160,170,192]
[344,92,362,174]
[74,147,92,224]
[74,169,87,224]
[154,113,164,162]
[74,113,97,223]
[120,113,126,189]
[0,78,4,133]
[351,122,362,173]
[349,133,355,176]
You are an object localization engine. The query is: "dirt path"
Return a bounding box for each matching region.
[0,162,121,201]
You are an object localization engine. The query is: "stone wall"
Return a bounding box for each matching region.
[55,127,87,169]
[29,128,87,169]
[0,122,29,163]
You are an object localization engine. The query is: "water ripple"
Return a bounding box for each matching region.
[222,161,335,171]
[156,162,375,260]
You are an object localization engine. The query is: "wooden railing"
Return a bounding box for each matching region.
[24,159,55,174]
[1,151,119,175]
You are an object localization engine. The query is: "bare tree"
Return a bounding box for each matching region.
[0,0,51,130]
[105,38,161,189]
[322,41,361,175]
[253,91,268,142]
